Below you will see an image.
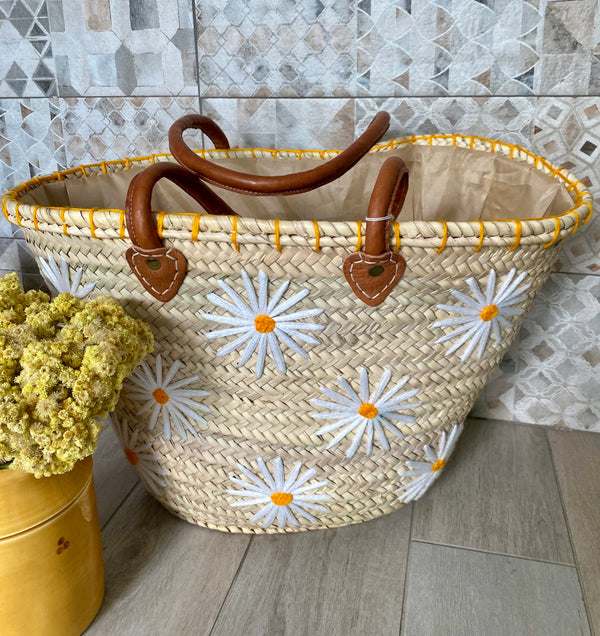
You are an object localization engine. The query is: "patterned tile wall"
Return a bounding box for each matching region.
[61,96,201,165]
[0,1,598,432]
[49,0,197,96]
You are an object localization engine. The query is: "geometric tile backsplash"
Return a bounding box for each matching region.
[0,0,599,432]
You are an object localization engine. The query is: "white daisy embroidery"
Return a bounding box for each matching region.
[311,368,421,458]
[395,423,464,502]
[110,413,167,495]
[202,269,324,378]
[433,268,530,361]
[38,252,96,298]
[228,457,330,530]
[125,354,210,441]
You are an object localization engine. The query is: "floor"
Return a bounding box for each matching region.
[84,417,599,636]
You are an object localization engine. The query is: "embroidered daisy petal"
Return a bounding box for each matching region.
[228,457,330,530]
[124,354,210,441]
[434,268,530,361]
[110,413,166,496]
[203,270,323,378]
[38,253,96,298]
[396,423,464,502]
[311,368,421,458]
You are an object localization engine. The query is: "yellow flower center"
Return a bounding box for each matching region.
[152,388,169,404]
[270,492,293,506]
[432,459,446,472]
[480,304,499,321]
[255,314,276,333]
[358,403,378,419]
[124,448,139,466]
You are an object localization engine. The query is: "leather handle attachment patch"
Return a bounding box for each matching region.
[343,157,409,307]
[125,246,187,303]
[343,252,406,307]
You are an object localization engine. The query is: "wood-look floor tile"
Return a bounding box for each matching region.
[211,505,412,636]
[92,426,139,528]
[411,418,573,564]
[86,484,251,636]
[403,542,590,636]
[548,429,600,632]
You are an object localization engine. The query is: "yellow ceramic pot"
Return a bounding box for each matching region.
[0,457,104,636]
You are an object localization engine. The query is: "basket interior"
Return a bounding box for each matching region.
[22,143,574,223]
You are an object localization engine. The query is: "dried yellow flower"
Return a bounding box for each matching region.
[0,273,153,476]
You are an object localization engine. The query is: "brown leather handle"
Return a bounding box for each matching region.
[171,114,231,151]
[124,162,237,302]
[168,112,391,196]
[343,157,409,307]
[125,161,237,250]
[364,156,409,255]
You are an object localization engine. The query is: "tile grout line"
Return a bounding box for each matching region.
[2,94,600,101]
[410,538,579,569]
[100,480,140,532]
[399,502,415,636]
[545,430,596,636]
[208,535,254,636]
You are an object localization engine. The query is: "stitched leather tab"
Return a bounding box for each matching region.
[343,252,406,307]
[126,246,187,302]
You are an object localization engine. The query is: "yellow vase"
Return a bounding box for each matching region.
[0,457,105,636]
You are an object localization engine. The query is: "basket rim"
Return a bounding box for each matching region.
[1,132,593,254]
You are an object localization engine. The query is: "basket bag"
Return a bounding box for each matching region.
[2,112,592,534]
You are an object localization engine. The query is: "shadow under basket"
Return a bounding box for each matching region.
[1,131,593,534]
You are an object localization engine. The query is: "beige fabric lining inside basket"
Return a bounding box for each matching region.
[24,144,573,223]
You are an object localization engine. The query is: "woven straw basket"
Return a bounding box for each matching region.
[1,112,593,534]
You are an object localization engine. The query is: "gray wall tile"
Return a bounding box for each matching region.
[49,0,198,96]
[0,0,57,97]
[355,96,535,145]
[358,0,545,98]
[60,96,201,165]
[513,273,600,431]
[202,97,355,148]
[533,97,600,275]
[196,0,357,97]
[0,97,65,235]
[537,0,598,95]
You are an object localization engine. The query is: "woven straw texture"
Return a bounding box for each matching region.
[2,134,592,534]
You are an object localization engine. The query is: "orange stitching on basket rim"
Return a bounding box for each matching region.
[356,221,362,251]
[274,219,282,252]
[6,134,592,241]
[89,209,98,238]
[14,202,22,227]
[60,208,69,236]
[32,205,40,231]
[570,210,580,235]
[192,214,201,242]
[231,216,239,252]
[475,220,485,252]
[509,219,522,252]
[436,220,448,253]
[119,210,126,238]
[157,212,166,239]
[394,221,400,252]
[312,220,320,252]
[582,200,593,224]
[543,217,562,249]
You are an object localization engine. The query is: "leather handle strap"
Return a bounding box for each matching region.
[364,156,409,255]
[124,162,237,302]
[170,114,231,150]
[168,112,391,196]
[343,157,409,307]
[125,161,237,250]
